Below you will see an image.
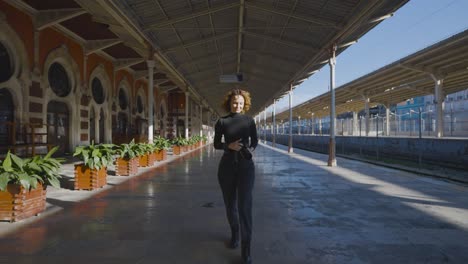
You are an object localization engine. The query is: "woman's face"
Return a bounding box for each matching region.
[230,95,245,114]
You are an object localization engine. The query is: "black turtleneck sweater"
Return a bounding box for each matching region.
[214,112,258,151]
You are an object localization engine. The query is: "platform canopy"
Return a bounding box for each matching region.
[10,0,409,116]
[107,0,410,116]
[273,29,468,121]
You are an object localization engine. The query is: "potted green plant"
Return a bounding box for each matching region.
[153,136,170,161]
[171,136,187,155]
[201,135,208,145]
[188,136,196,150]
[138,143,156,167]
[24,146,63,189]
[114,139,139,176]
[0,147,62,222]
[73,142,115,190]
[193,135,203,147]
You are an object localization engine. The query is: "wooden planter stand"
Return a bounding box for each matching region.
[115,157,138,176]
[0,183,47,222]
[74,164,107,190]
[139,153,155,167]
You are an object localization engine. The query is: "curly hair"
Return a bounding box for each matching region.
[221,88,252,113]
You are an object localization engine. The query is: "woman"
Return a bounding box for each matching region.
[214,88,258,264]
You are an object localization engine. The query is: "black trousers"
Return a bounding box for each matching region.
[217,152,255,243]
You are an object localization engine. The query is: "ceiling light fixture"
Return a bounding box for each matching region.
[219,73,243,83]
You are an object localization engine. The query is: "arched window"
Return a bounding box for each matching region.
[92,78,105,104]
[0,42,13,83]
[48,62,71,97]
[118,88,128,110]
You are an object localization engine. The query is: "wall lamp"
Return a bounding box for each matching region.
[368,13,394,24]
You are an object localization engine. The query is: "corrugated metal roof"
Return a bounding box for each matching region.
[114,0,410,116]
[273,29,468,121]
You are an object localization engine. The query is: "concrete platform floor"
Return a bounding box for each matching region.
[1,143,468,263]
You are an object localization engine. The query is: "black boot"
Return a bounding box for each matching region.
[229,227,239,249]
[241,242,251,264]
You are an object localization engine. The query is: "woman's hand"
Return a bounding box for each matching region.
[228,139,242,151]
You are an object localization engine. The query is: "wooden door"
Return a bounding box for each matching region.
[89,108,96,144]
[47,101,69,155]
[99,109,105,143]
[0,88,14,146]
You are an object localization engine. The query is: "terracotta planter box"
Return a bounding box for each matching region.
[154,150,166,161]
[115,157,138,176]
[139,153,155,167]
[74,164,107,190]
[198,142,203,147]
[173,146,181,155]
[0,183,47,222]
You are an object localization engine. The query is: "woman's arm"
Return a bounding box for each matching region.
[213,119,225,150]
[249,117,258,150]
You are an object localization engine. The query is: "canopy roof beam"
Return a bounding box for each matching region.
[36,8,87,30]
[144,2,240,31]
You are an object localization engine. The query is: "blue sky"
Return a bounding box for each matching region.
[272,0,468,113]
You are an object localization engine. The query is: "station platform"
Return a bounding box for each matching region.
[1,143,467,263]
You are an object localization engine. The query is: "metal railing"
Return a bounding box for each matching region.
[259,109,468,138]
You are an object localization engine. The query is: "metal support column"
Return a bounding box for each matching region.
[365,97,370,136]
[272,99,276,147]
[147,60,155,143]
[353,112,358,136]
[185,92,189,139]
[263,108,267,143]
[385,106,390,136]
[319,119,322,135]
[328,45,337,166]
[298,116,301,135]
[432,75,445,137]
[199,104,203,136]
[288,83,294,153]
[311,114,315,135]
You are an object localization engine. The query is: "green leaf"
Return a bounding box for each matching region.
[0,173,10,191]
[11,154,24,169]
[48,177,60,189]
[45,146,58,159]
[92,148,99,158]
[19,173,31,190]
[27,162,41,172]
[2,152,13,172]
[30,177,38,190]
